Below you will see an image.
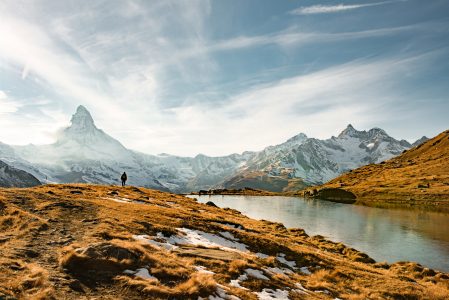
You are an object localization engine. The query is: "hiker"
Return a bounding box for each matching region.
[121,172,127,186]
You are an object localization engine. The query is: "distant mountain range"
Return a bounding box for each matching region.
[0,106,428,192]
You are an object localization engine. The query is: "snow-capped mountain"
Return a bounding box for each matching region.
[0,106,427,193]
[1,106,252,192]
[0,160,41,188]
[218,124,420,191]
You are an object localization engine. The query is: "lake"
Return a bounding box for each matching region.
[188,195,449,272]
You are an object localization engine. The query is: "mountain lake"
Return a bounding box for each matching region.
[188,195,449,272]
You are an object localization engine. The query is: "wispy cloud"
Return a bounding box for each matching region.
[159,50,445,155]
[291,1,402,15]
[0,90,21,114]
[0,0,447,155]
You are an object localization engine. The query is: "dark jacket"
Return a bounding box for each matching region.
[121,173,127,181]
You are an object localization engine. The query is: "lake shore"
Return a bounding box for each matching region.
[1,184,448,299]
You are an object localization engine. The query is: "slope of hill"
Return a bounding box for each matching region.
[308,130,449,209]
[0,160,41,188]
[0,184,448,299]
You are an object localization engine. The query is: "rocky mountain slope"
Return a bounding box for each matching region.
[308,129,449,210]
[0,160,41,188]
[0,184,447,299]
[0,106,427,193]
[218,125,420,192]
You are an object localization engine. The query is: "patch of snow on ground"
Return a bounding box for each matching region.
[194,265,215,274]
[299,266,311,275]
[229,274,248,290]
[244,268,269,280]
[133,229,248,253]
[132,234,178,250]
[123,268,157,281]
[219,231,237,241]
[103,197,131,203]
[263,267,293,276]
[293,283,310,295]
[276,253,297,269]
[172,228,248,252]
[255,253,269,259]
[208,287,240,300]
[255,289,289,300]
[103,197,147,205]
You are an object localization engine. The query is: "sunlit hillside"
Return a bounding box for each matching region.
[311,130,449,210]
[0,184,448,299]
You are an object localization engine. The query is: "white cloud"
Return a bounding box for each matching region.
[0,90,21,114]
[138,52,440,156]
[0,0,444,156]
[291,1,402,15]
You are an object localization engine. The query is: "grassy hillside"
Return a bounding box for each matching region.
[306,130,449,209]
[0,184,448,299]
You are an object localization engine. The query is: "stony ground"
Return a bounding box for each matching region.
[0,184,448,299]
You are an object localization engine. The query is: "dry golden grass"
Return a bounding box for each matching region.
[308,130,449,210]
[0,183,447,299]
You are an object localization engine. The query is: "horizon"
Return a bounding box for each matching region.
[1,0,449,156]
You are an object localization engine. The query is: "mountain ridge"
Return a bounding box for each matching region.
[0,106,429,193]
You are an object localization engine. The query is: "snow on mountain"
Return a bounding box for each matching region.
[1,106,253,192]
[0,106,417,192]
[219,124,413,189]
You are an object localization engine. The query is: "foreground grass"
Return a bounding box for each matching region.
[0,184,448,299]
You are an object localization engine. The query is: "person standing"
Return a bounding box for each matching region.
[121,172,127,186]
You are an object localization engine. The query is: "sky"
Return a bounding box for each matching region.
[0,0,448,157]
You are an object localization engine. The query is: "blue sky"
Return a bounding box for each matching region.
[0,0,448,156]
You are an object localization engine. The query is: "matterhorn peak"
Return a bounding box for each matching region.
[69,105,96,131]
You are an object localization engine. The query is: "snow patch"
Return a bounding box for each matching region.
[219,231,237,241]
[173,228,248,252]
[244,268,269,280]
[255,252,270,259]
[229,274,249,290]
[276,253,296,269]
[255,289,289,300]
[123,268,157,281]
[203,287,240,300]
[194,265,215,275]
[263,267,293,276]
[132,234,178,250]
[133,229,248,253]
[293,283,310,295]
[299,266,311,275]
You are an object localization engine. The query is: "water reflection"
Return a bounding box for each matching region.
[189,195,449,272]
